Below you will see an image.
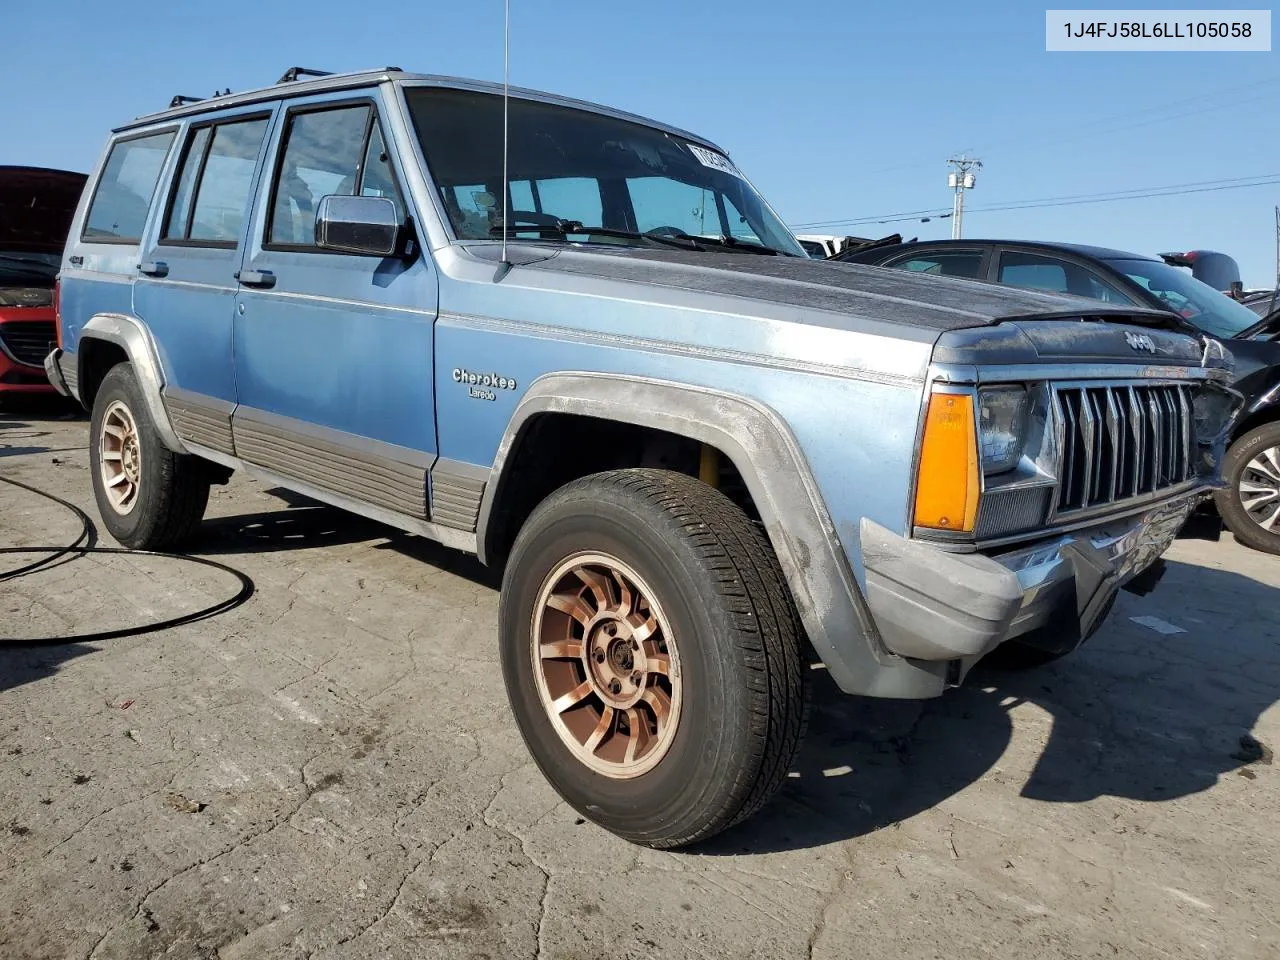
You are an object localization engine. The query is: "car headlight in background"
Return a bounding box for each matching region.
[978,386,1029,475]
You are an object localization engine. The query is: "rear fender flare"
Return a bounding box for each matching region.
[78,312,187,454]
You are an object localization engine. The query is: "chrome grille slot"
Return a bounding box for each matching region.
[1054,382,1195,515]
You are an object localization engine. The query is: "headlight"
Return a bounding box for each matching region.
[978,386,1029,475]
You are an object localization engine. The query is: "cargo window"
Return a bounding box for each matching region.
[83,130,176,243]
[163,116,269,246]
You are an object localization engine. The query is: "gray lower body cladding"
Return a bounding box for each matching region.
[165,389,234,456]
[232,409,429,520]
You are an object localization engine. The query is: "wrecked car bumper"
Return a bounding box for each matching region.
[859,490,1205,666]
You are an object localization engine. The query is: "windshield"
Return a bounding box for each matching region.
[404,87,804,256]
[0,251,60,287]
[1105,258,1261,339]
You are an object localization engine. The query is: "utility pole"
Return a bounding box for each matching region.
[1274,205,1279,290]
[947,156,982,239]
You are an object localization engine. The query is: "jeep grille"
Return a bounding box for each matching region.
[1053,383,1196,515]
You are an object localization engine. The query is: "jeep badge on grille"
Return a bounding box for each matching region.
[1125,331,1157,353]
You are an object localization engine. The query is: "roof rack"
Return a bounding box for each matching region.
[168,94,204,108]
[277,67,333,84]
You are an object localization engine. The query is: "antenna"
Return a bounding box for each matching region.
[500,0,511,266]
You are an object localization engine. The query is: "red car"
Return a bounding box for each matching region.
[1,166,87,396]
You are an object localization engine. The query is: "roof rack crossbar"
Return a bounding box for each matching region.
[168,94,205,108]
[277,67,334,84]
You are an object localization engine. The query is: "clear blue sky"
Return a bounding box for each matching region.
[4,2,1276,284]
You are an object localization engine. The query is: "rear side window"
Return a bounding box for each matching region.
[889,250,983,279]
[163,116,270,246]
[83,131,176,242]
[998,252,1070,293]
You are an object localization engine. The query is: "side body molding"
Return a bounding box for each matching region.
[78,312,188,454]
[476,372,952,698]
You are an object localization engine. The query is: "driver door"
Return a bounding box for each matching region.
[231,92,438,518]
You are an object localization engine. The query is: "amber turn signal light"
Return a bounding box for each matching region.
[913,392,979,533]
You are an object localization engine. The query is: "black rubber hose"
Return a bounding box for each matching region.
[0,475,95,582]
[0,474,255,646]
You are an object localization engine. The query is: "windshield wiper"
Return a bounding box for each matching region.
[489,220,797,257]
[489,220,705,252]
[687,234,795,256]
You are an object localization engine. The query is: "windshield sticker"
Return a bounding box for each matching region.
[686,144,744,180]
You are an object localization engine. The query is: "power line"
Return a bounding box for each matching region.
[813,73,1280,192]
[790,174,1280,229]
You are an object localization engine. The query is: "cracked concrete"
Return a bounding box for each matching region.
[2,407,1278,959]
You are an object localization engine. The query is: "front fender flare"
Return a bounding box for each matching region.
[78,312,187,454]
[477,372,951,698]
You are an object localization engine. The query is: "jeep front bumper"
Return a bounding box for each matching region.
[860,491,1202,667]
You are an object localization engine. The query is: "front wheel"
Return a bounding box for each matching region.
[499,469,808,848]
[1215,422,1280,555]
[89,363,211,550]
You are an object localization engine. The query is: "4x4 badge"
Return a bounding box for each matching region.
[1125,331,1156,353]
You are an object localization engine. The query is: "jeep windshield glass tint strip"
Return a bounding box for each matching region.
[404,88,804,256]
[1105,258,1260,340]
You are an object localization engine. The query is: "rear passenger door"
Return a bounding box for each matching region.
[231,93,438,519]
[133,108,275,454]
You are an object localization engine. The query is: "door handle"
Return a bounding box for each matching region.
[138,260,169,277]
[235,269,276,289]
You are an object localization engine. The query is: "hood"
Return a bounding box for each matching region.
[0,166,88,254]
[508,245,1181,333]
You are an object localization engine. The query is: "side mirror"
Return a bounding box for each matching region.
[314,194,403,257]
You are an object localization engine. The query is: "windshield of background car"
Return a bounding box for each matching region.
[1105,258,1261,339]
[405,87,805,255]
[0,251,61,286]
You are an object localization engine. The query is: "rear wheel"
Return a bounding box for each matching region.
[499,468,808,848]
[1216,422,1280,555]
[89,363,210,550]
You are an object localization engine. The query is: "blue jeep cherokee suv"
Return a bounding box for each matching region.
[45,68,1238,847]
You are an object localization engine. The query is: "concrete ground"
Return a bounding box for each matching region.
[1,402,1277,960]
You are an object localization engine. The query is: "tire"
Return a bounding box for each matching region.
[89,363,210,550]
[1215,421,1280,555]
[499,468,808,848]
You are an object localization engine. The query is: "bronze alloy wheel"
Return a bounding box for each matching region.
[98,399,143,515]
[530,552,682,779]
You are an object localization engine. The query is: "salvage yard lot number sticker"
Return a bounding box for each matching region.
[1046,9,1271,50]
[687,143,744,179]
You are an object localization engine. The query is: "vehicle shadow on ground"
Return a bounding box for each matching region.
[0,398,86,458]
[195,491,499,590]
[196,501,393,555]
[702,558,1280,855]
[0,646,98,695]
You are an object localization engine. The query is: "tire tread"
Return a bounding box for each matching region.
[545,468,808,847]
